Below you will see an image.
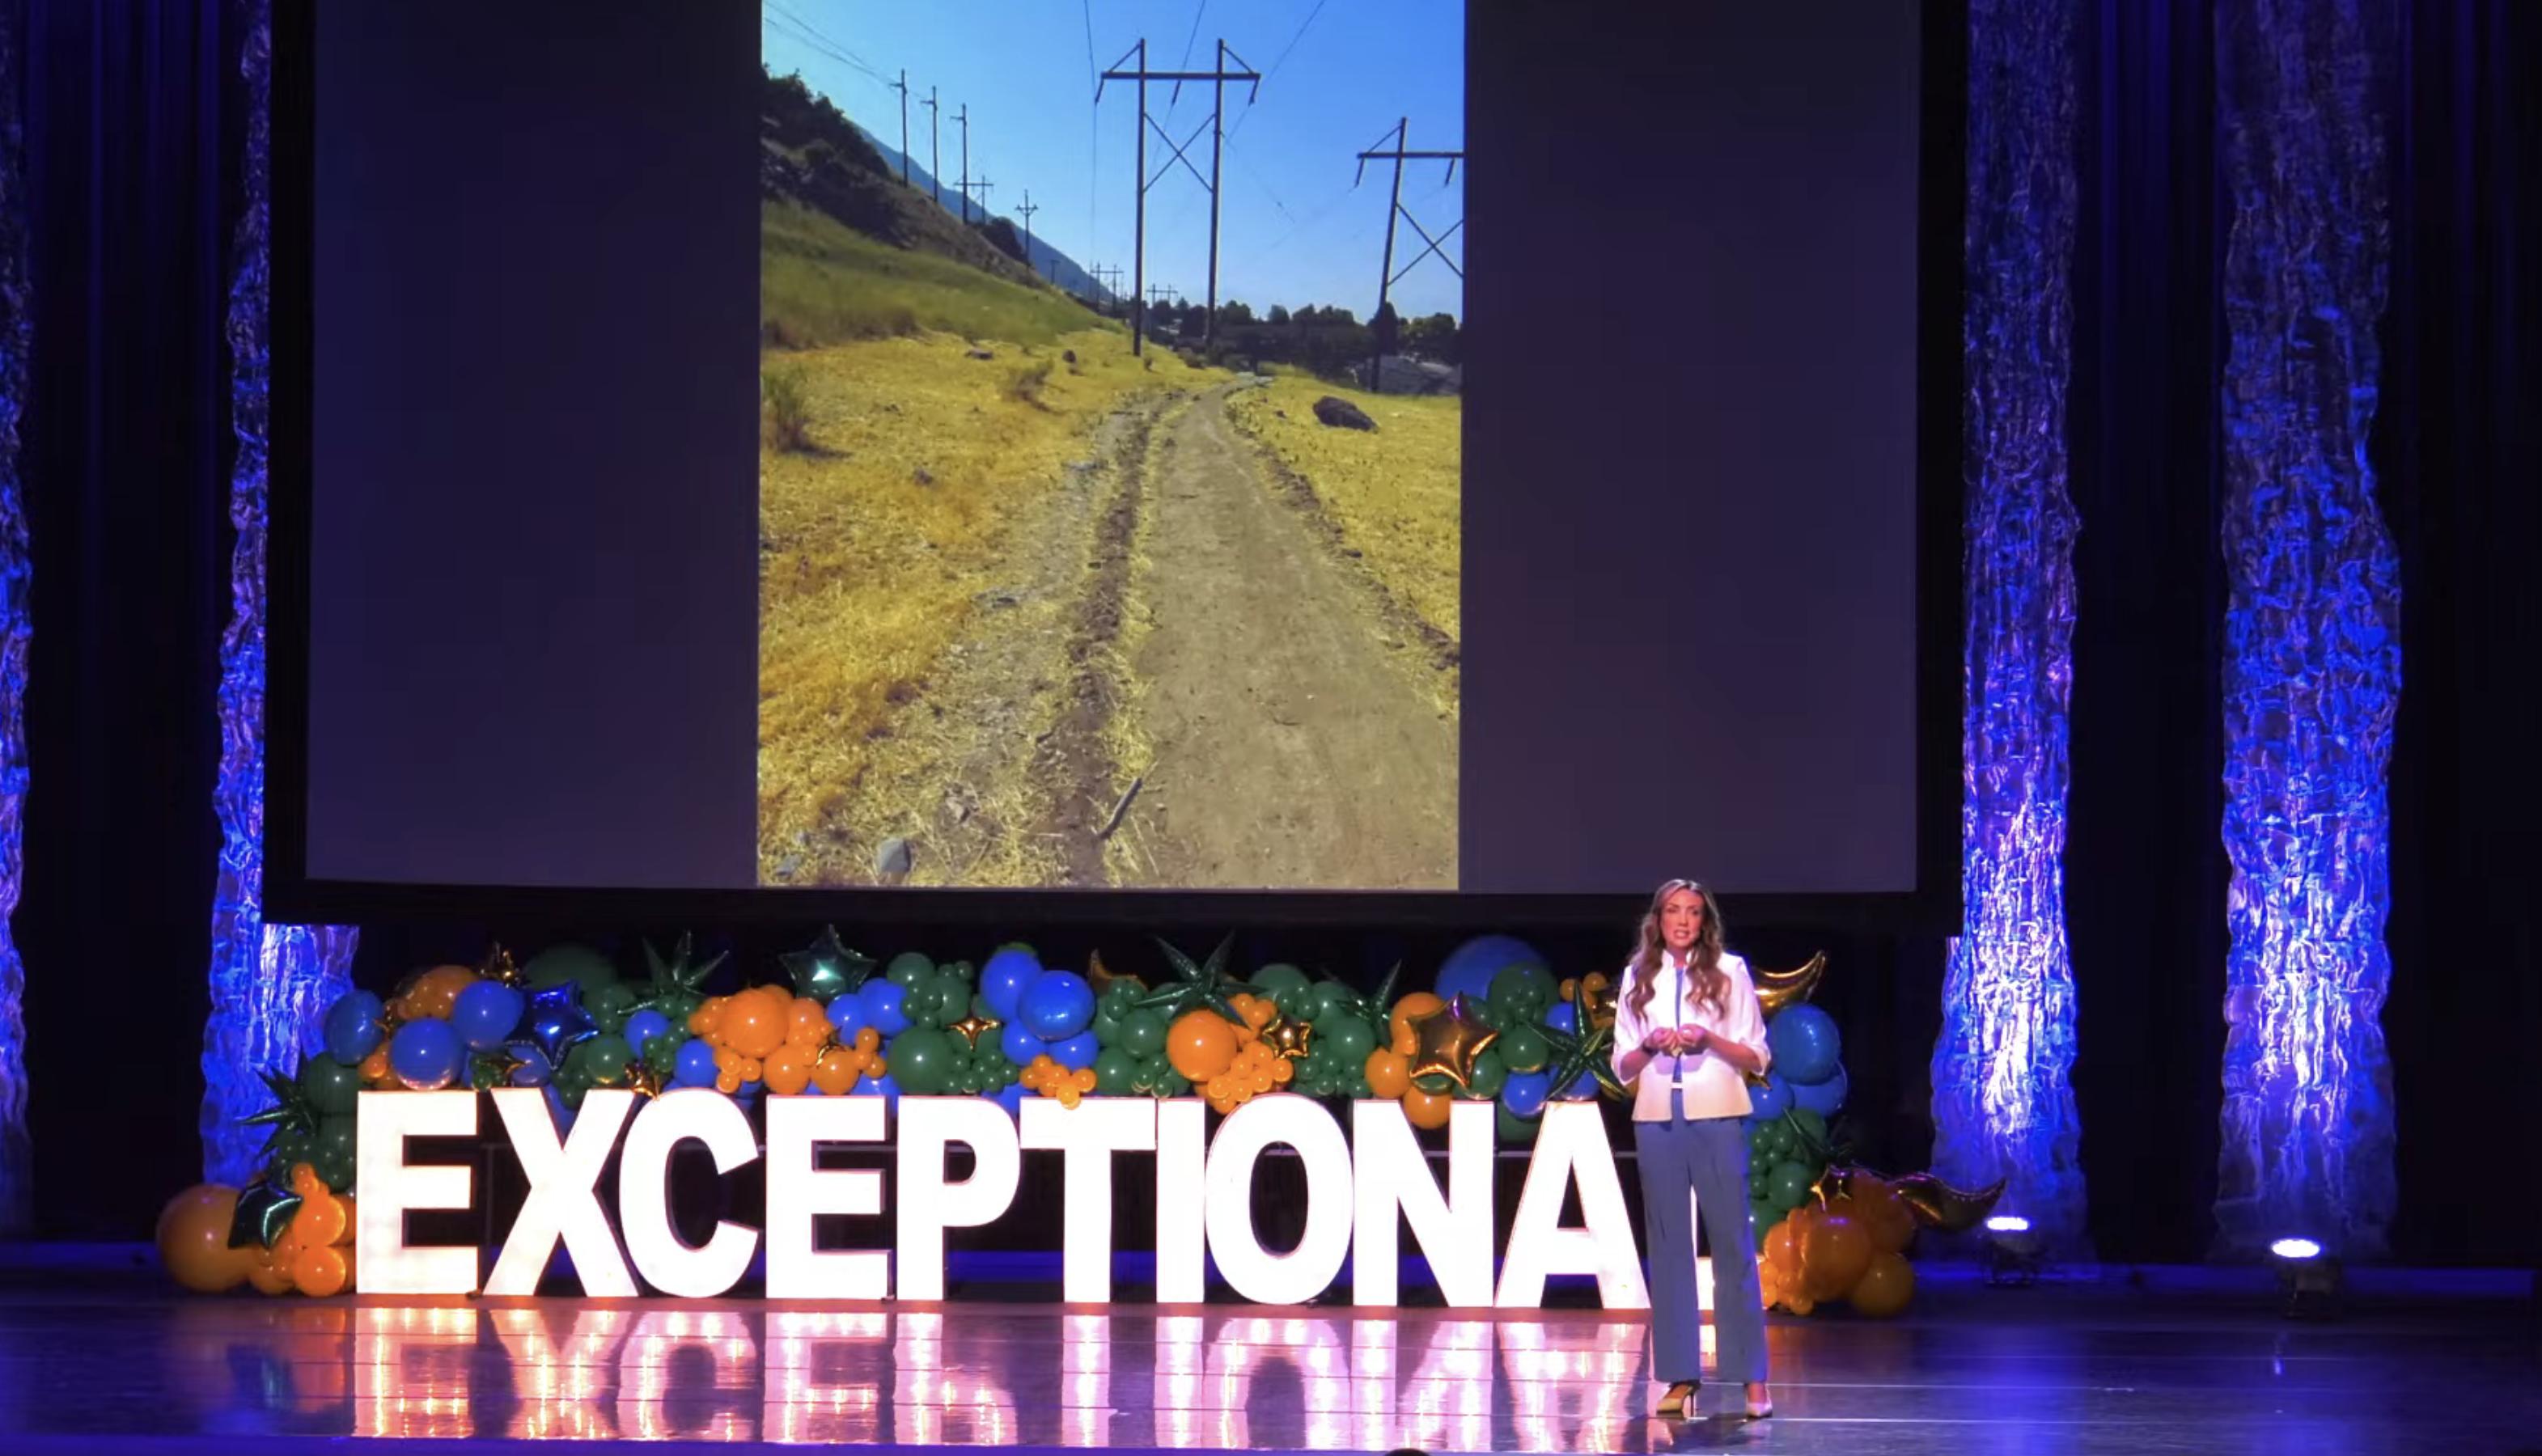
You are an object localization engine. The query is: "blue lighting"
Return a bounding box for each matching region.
[1930,0,2089,1253]
[2269,1238,2324,1263]
[2213,0,2400,1260]
[0,7,29,1234]
[201,0,358,1186]
[1985,1215,2033,1236]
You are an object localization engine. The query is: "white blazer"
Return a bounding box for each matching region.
[1608,950,1772,1121]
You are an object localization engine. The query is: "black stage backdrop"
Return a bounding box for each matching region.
[13,0,2540,1266]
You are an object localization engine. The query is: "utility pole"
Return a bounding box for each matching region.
[922,87,941,206]
[1099,40,1260,355]
[1016,191,1040,276]
[1354,120,1464,394]
[956,103,972,224]
[890,70,910,184]
[957,176,994,226]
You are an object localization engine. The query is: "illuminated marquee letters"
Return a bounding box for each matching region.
[356,1090,1646,1307]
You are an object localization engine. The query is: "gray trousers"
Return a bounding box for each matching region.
[1633,1098,1769,1385]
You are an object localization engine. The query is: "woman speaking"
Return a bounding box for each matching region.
[1610,878,1775,1420]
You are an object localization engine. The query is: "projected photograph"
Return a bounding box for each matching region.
[756,2,1464,890]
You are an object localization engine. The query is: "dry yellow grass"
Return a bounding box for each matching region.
[1226,372,1462,646]
[758,328,1215,881]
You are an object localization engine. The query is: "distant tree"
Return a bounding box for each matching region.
[1218,300,1256,327]
[1146,298,1180,332]
[1267,303,1291,325]
[1372,302,1401,357]
[1402,311,1461,366]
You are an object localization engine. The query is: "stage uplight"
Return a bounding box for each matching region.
[1981,1213,2044,1287]
[2269,1237,2342,1320]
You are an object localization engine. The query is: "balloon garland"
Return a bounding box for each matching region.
[159,929,1994,1314]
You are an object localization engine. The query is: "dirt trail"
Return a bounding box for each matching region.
[1111,383,1457,888]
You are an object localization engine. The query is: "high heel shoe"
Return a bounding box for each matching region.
[1741,1385,1774,1420]
[1655,1381,1699,1420]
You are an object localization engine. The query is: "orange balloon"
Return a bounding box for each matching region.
[690,996,728,1036]
[293,1244,351,1298]
[1801,1212,1875,1301]
[333,1196,358,1246]
[810,1048,858,1096]
[1848,1249,1915,1318]
[246,1255,296,1296]
[1388,993,1444,1055]
[721,988,788,1059]
[289,1191,347,1251]
[405,964,479,1021]
[1364,1048,1412,1099]
[1167,1009,1241,1083]
[1782,1291,1815,1316]
[358,1046,393,1085]
[1763,1215,1799,1273]
[762,1043,813,1096]
[155,1184,254,1293]
[786,997,831,1047]
[1852,1179,1916,1253]
[1400,1086,1453,1130]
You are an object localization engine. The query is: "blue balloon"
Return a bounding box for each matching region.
[388,1018,464,1090]
[858,980,913,1039]
[981,946,1044,1021]
[1435,934,1548,1005]
[1792,1062,1849,1118]
[1000,1021,1046,1068]
[1766,1005,1842,1086]
[1049,1031,1099,1071]
[1018,971,1096,1040]
[852,1073,903,1107]
[451,980,527,1053]
[1557,1069,1599,1101]
[511,1044,555,1087]
[322,991,386,1066]
[544,1084,574,1128]
[622,1009,672,1060]
[1544,1001,1579,1035]
[1501,1069,1553,1119]
[994,1081,1029,1120]
[674,1038,720,1089]
[1746,1072,1793,1122]
[825,995,868,1045]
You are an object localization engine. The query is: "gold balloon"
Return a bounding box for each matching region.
[1262,1014,1313,1061]
[1575,973,1616,1031]
[1890,1171,2007,1233]
[1405,994,1500,1091]
[624,1060,667,1098]
[1754,951,1828,1014]
[947,1013,1002,1050]
[479,942,529,990]
[1087,949,1146,997]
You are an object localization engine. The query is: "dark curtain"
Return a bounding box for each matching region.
[14,0,239,1234]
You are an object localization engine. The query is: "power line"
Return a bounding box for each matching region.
[1162,0,1210,125]
[1225,0,1328,146]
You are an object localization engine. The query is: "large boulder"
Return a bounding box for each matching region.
[1313,396,1377,431]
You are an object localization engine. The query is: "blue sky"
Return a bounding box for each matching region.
[764,1,1465,320]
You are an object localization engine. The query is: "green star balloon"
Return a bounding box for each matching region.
[227,1177,303,1251]
[779,925,875,1005]
[243,1066,320,1141]
[1137,933,1247,1022]
[637,933,727,1016]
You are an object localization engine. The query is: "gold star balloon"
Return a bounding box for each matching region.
[1263,1014,1314,1061]
[1755,950,1828,1015]
[1575,972,1617,1031]
[1406,994,1500,1091]
[1087,949,1146,997]
[625,1060,667,1098]
[1889,1172,2007,1234]
[947,1012,1002,1050]
[479,942,529,990]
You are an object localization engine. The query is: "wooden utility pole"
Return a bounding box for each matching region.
[890,70,910,184]
[956,103,973,223]
[1017,191,1041,275]
[1354,121,1464,393]
[1099,40,1260,354]
[923,87,941,206]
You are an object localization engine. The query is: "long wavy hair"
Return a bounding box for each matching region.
[1625,878,1728,1023]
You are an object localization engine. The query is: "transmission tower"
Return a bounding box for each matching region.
[1354,120,1464,393]
[1097,40,1260,354]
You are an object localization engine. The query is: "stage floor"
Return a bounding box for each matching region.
[0,1271,2535,1454]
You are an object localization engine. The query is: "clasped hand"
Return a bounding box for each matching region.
[1639,1026,1712,1056]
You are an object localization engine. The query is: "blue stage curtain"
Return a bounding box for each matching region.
[2212,0,2402,1259]
[1930,0,2090,1252]
[200,0,356,1187]
[0,1,33,1236]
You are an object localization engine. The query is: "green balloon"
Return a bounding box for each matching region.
[1274,986,1313,1020]
[889,1028,957,1094]
[525,944,620,992]
[1094,1048,1139,1094]
[1498,1025,1550,1073]
[1752,1208,1777,1251]
[1118,1009,1167,1056]
[929,971,972,1025]
[1767,1160,1814,1208]
[1489,962,1558,1007]
[1101,982,1143,1015]
[1466,1049,1507,1100]
[646,1026,693,1071]
[1310,981,1355,1019]
[1786,1107,1828,1152]
[315,1114,358,1162]
[1412,1069,1456,1096]
[573,1034,633,1085]
[313,1150,356,1193]
[887,952,936,990]
[1320,1014,1376,1062]
[1251,964,1313,998]
[299,1056,362,1116]
[1092,1011,1125,1048]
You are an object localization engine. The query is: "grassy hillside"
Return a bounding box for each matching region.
[1227,372,1462,648]
[763,199,1105,349]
